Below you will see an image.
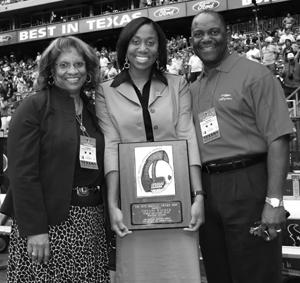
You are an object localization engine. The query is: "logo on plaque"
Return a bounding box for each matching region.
[135,146,175,198]
[119,140,191,230]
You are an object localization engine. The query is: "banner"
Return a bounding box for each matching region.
[79,10,147,33]
[8,0,292,44]
[17,10,148,43]
[228,0,289,10]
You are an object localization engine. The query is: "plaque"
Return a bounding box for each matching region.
[119,140,192,230]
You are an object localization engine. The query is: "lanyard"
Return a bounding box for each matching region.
[75,113,90,137]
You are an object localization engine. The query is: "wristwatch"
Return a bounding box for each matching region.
[265,197,283,208]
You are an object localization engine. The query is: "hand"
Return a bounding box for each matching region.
[109,206,132,238]
[184,195,205,232]
[27,233,50,264]
[260,203,287,241]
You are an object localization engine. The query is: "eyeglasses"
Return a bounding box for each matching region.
[55,61,86,71]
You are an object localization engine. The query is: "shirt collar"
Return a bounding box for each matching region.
[110,69,168,88]
[202,52,241,77]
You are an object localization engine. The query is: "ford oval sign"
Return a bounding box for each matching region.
[192,0,220,11]
[0,34,12,43]
[153,7,180,18]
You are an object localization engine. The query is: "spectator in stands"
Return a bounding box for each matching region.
[0,36,109,282]
[282,52,300,96]
[103,61,118,80]
[166,57,179,74]
[262,36,279,74]
[187,50,203,82]
[246,42,261,63]
[15,72,28,94]
[279,28,295,44]
[94,47,101,58]
[282,39,296,62]
[35,52,41,64]
[139,0,153,7]
[96,16,204,283]
[177,35,189,50]
[282,13,296,30]
[170,51,183,74]
[190,10,293,283]
[50,11,57,23]
[0,77,13,101]
[271,29,281,44]
[293,34,300,55]
[99,52,110,81]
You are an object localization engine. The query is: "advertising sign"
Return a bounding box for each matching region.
[17,10,148,43]
[186,0,227,16]
[18,22,79,42]
[148,2,186,22]
[0,32,17,46]
[228,0,288,10]
[79,10,147,33]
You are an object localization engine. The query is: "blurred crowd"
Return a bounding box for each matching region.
[226,13,300,97]
[1,12,300,133]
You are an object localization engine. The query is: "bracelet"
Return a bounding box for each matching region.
[192,190,207,198]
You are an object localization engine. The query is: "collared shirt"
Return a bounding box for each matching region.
[191,52,294,163]
[111,70,167,142]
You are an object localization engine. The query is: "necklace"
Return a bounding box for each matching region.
[75,113,89,136]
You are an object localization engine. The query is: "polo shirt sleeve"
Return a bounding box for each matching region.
[175,76,201,166]
[95,85,120,175]
[250,70,294,145]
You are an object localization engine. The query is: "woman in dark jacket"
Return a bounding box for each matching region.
[1,36,109,282]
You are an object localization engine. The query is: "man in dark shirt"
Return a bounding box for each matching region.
[190,10,293,283]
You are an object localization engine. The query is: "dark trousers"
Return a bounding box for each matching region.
[200,162,282,283]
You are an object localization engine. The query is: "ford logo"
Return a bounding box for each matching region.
[192,0,220,11]
[0,34,12,43]
[153,7,179,17]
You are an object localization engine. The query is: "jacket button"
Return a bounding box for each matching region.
[150,108,155,113]
[153,125,158,130]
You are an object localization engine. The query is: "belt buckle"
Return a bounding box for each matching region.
[206,163,217,174]
[76,187,90,197]
[234,159,245,169]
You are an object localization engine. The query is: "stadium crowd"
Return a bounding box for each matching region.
[1,14,300,133]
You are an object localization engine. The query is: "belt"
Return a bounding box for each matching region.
[202,153,267,174]
[71,186,103,207]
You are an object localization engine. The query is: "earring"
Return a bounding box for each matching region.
[123,57,130,70]
[86,74,92,84]
[48,75,54,86]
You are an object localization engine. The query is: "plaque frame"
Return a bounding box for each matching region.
[119,140,192,230]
